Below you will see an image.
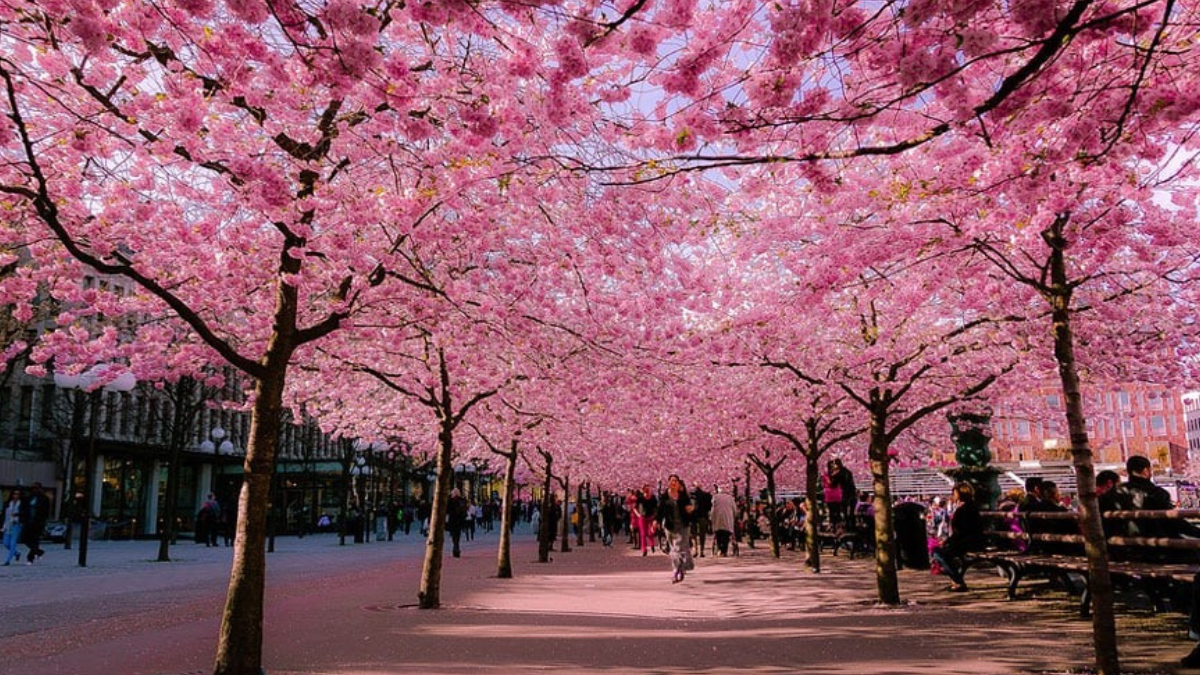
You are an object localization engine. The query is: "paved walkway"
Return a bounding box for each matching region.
[0,527,1193,675]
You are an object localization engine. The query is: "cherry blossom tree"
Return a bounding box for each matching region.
[606,0,1197,179]
[2,4,1197,675]
[700,181,1024,601]
[759,376,864,573]
[782,104,1198,668]
[940,158,1198,675]
[0,2,610,672]
[358,343,504,608]
[468,404,544,579]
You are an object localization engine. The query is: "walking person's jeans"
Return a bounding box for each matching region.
[3,523,22,564]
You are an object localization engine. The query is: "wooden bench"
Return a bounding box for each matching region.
[818,514,875,559]
[967,510,1200,619]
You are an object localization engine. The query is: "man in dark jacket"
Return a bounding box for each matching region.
[1110,456,1200,668]
[690,487,712,557]
[446,489,468,558]
[21,483,50,563]
[1111,455,1179,538]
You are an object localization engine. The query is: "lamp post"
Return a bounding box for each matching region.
[353,447,369,544]
[368,440,390,541]
[199,426,235,547]
[199,425,233,455]
[54,365,136,567]
[382,442,402,541]
[199,426,235,489]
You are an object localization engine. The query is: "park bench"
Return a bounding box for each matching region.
[967,509,1200,619]
[818,514,875,559]
[817,527,854,556]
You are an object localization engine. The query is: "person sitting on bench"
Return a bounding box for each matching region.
[931,482,985,593]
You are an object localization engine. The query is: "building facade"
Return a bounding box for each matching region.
[0,360,348,536]
[989,383,1189,474]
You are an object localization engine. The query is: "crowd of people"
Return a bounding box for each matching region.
[919,454,1200,667]
[572,460,871,581]
[12,455,1198,609]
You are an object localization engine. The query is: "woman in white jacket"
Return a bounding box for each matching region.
[710,486,737,556]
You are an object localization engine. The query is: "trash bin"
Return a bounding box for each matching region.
[893,501,929,570]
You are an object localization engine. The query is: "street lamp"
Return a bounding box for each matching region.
[382,444,398,541]
[199,425,236,547]
[54,364,136,567]
[199,425,235,492]
[352,443,371,543]
[199,425,234,457]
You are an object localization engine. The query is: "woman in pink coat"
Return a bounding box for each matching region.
[634,485,658,556]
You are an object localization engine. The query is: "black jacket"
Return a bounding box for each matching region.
[1111,476,1200,540]
[656,491,693,533]
[940,501,985,558]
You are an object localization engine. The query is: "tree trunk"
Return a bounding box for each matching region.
[158,378,195,563]
[765,468,780,558]
[1046,225,1120,675]
[537,453,554,563]
[63,391,84,551]
[496,442,518,579]
[157,422,184,561]
[868,408,901,605]
[575,482,585,547]
[560,473,571,553]
[804,454,821,572]
[585,482,596,543]
[212,367,286,675]
[418,421,454,609]
[338,459,351,547]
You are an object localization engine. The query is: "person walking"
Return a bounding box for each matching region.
[656,474,695,583]
[624,489,640,546]
[634,485,658,556]
[691,485,712,557]
[220,497,236,547]
[2,488,23,565]
[418,500,432,536]
[710,486,737,556]
[197,493,221,547]
[21,482,50,563]
[446,489,468,558]
[465,501,478,542]
[600,493,617,546]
